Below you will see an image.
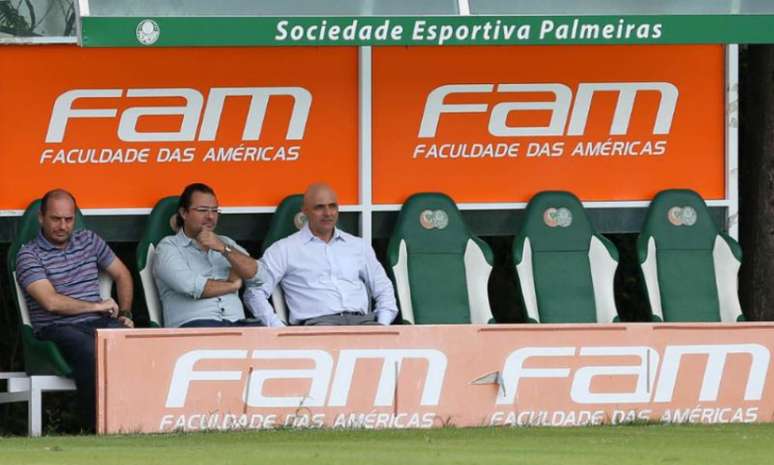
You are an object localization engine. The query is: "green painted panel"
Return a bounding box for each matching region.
[81,15,774,47]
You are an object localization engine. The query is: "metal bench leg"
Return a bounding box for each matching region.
[28,377,42,437]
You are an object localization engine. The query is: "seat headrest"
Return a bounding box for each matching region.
[137,196,179,269]
[519,191,594,252]
[391,193,470,253]
[642,189,718,250]
[262,194,304,253]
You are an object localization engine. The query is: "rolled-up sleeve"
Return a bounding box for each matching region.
[362,244,398,325]
[153,241,208,299]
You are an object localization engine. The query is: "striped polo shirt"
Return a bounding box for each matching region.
[16,229,116,330]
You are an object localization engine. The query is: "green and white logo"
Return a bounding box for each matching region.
[667,206,698,226]
[420,209,449,230]
[681,206,697,226]
[137,19,160,45]
[544,207,572,228]
[556,208,573,228]
[294,212,308,230]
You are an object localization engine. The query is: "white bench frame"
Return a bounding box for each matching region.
[0,372,76,436]
[3,271,112,436]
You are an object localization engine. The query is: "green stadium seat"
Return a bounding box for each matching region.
[261,195,305,254]
[5,199,113,435]
[136,196,179,327]
[387,193,494,324]
[259,194,305,324]
[513,191,620,323]
[637,189,744,322]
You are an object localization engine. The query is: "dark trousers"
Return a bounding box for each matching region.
[301,312,380,326]
[37,316,123,432]
[179,318,265,328]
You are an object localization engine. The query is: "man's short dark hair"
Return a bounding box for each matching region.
[176,183,216,228]
[40,189,77,215]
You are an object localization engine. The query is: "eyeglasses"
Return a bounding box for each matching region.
[190,207,221,214]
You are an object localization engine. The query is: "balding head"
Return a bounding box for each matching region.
[40,189,77,215]
[38,189,77,248]
[303,183,335,209]
[302,182,339,242]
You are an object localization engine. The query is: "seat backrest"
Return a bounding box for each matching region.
[387,193,494,324]
[261,194,305,253]
[637,189,743,322]
[258,194,305,324]
[136,196,179,327]
[7,199,111,376]
[513,191,619,323]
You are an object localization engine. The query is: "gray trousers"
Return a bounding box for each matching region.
[301,312,380,326]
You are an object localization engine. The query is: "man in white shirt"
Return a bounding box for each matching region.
[245,183,398,326]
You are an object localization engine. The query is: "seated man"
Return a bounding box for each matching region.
[16,189,133,431]
[153,183,264,328]
[245,182,398,326]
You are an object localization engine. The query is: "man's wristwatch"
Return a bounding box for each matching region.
[221,245,232,257]
[118,310,133,320]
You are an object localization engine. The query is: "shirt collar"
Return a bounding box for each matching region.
[171,228,197,247]
[35,229,71,252]
[300,223,345,244]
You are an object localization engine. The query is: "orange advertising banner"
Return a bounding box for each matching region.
[0,46,359,210]
[98,323,773,434]
[372,45,726,204]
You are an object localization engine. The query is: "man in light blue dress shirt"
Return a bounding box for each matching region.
[245,183,398,327]
[153,183,265,328]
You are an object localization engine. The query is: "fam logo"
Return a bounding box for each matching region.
[45,87,312,143]
[497,344,768,405]
[166,349,447,408]
[419,82,679,138]
[163,344,769,410]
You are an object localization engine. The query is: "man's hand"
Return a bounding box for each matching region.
[118,316,134,328]
[197,228,226,253]
[94,297,119,317]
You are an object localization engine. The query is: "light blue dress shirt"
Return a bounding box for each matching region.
[244,224,398,326]
[153,229,262,327]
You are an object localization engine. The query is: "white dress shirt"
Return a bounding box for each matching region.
[244,224,398,326]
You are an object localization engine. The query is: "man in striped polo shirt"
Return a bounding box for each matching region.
[16,189,133,431]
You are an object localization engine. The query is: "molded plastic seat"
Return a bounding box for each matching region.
[136,196,179,327]
[637,189,744,322]
[7,199,110,435]
[259,194,305,324]
[8,200,108,376]
[261,195,306,254]
[387,193,494,324]
[513,191,620,323]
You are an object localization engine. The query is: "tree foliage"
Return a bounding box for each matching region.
[0,0,75,37]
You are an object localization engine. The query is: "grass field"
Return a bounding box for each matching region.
[0,424,772,465]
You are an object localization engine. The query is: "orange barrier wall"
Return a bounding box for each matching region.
[97,323,772,434]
